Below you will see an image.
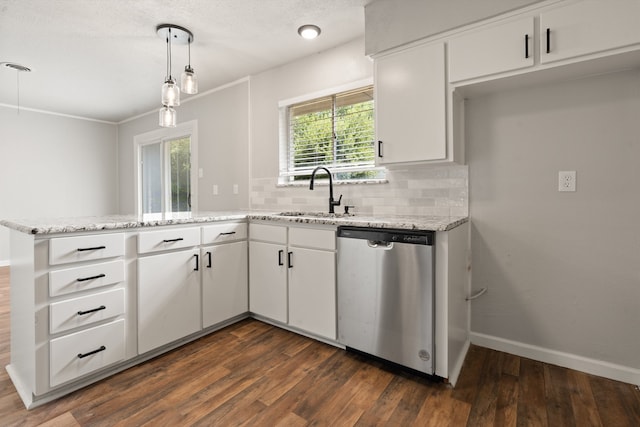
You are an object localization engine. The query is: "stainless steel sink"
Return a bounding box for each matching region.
[276,211,353,218]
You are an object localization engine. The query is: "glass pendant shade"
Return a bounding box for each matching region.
[181,66,198,94]
[159,105,177,127]
[161,79,180,106]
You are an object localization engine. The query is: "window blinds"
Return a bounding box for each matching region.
[286,85,375,179]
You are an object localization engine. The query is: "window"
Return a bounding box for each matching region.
[135,121,198,215]
[280,84,383,183]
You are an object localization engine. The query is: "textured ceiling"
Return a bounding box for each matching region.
[0,0,370,123]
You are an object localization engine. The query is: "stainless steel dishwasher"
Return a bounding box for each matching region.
[337,226,435,375]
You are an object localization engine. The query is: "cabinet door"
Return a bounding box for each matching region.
[202,241,248,328]
[288,247,336,340]
[249,241,287,323]
[138,248,201,354]
[375,42,446,163]
[449,17,534,82]
[540,1,640,64]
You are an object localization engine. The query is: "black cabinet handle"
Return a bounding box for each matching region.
[287,251,293,269]
[194,254,199,271]
[278,250,284,266]
[546,28,551,53]
[525,34,529,58]
[77,305,106,316]
[77,346,106,359]
[218,232,236,236]
[206,251,212,268]
[163,238,184,243]
[76,273,106,282]
[378,140,383,158]
[77,246,106,252]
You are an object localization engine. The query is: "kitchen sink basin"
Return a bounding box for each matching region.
[276,211,354,218]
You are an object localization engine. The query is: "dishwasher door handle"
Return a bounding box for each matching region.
[367,240,393,250]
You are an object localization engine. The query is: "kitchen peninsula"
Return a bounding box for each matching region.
[1,212,469,408]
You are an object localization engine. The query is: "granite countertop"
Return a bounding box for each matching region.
[250,212,468,231]
[0,211,468,235]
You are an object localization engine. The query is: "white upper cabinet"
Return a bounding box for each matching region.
[540,0,640,64]
[375,41,446,163]
[448,17,535,83]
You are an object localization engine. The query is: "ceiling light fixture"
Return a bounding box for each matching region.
[1,62,32,114]
[181,35,198,94]
[298,24,321,40]
[156,24,195,127]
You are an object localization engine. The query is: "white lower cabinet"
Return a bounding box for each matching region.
[288,246,336,339]
[202,240,248,328]
[50,319,126,387]
[249,240,288,323]
[249,223,336,340]
[137,248,202,354]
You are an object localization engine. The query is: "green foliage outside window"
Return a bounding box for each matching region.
[288,85,381,182]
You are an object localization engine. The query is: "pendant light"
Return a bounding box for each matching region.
[157,24,194,127]
[161,27,180,107]
[158,105,177,127]
[181,35,198,94]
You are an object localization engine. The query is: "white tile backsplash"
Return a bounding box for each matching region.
[250,164,468,217]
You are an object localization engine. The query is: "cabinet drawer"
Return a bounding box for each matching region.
[50,288,125,334]
[49,260,125,297]
[289,227,335,251]
[49,233,125,266]
[50,319,125,387]
[249,223,287,244]
[202,222,247,245]
[138,227,200,254]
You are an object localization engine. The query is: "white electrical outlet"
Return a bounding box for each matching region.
[213,184,218,195]
[198,168,203,178]
[233,184,239,195]
[558,171,576,192]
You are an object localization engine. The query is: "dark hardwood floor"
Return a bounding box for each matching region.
[0,266,638,426]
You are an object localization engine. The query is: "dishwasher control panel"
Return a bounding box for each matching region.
[337,227,434,245]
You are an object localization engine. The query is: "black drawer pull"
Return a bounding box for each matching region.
[76,273,106,282]
[77,305,106,316]
[525,34,529,58]
[77,246,106,252]
[287,251,293,269]
[278,249,284,266]
[206,251,212,268]
[378,140,383,158]
[194,254,199,271]
[77,346,106,359]
[218,231,236,236]
[162,238,184,243]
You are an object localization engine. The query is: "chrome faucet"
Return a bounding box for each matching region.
[309,166,342,214]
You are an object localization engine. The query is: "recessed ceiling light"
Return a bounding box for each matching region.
[298,25,321,40]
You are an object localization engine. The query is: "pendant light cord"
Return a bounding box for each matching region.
[16,70,20,114]
[168,28,173,81]
[188,36,191,68]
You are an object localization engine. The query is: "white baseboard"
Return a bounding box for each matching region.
[471,332,640,387]
[0,260,9,267]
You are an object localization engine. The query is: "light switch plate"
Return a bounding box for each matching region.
[558,171,576,192]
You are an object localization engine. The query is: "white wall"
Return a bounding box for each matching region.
[0,106,118,263]
[467,69,640,378]
[250,38,373,180]
[117,80,250,214]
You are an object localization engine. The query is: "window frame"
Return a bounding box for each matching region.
[134,120,198,216]
[278,78,384,184]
